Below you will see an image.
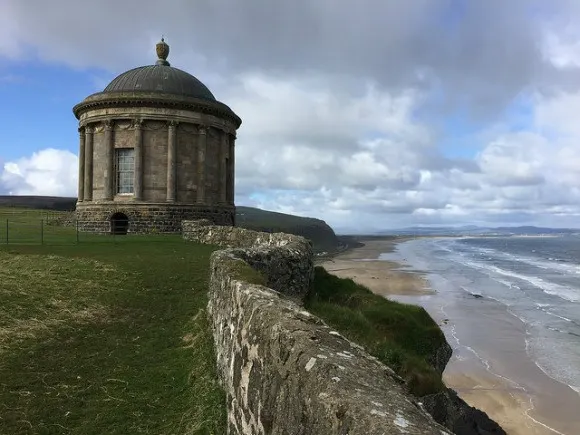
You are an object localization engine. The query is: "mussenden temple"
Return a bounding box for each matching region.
[73,38,242,234]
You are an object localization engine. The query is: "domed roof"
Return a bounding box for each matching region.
[102,38,216,101]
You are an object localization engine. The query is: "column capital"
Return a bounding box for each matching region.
[168,120,179,128]
[133,118,144,129]
[85,125,94,134]
[104,120,114,130]
[78,126,85,135]
[198,125,209,135]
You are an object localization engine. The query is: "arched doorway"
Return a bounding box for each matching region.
[110,212,129,235]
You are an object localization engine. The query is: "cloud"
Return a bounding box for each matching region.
[0,149,78,196]
[230,73,580,231]
[3,1,580,232]
[3,1,580,119]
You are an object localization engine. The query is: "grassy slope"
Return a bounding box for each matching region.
[305,267,446,397]
[0,237,226,434]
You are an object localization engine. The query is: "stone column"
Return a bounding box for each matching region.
[219,130,228,203]
[77,127,85,202]
[134,119,143,201]
[166,121,178,202]
[229,133,236,205]
[103,120,114,200]
[83,125,94,202]
[196,126,208,204]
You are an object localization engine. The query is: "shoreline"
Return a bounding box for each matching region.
[321,236,580,435]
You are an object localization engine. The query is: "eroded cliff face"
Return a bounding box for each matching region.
[182,220,504,435]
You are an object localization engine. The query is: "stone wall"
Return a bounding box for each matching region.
[183,220,452,434]
[76,204,234,233]
[183,220,313,298]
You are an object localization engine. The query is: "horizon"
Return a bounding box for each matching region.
[2,1,580,232]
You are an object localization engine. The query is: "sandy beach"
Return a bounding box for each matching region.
[321,237,580,435]
[321,238,434,297]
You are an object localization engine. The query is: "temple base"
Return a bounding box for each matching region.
[75,202,235,234]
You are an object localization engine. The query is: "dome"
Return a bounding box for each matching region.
[102,38,215,101]
[103,65,216,101]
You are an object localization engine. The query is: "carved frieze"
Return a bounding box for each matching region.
[113,120,133,131]
[142,120,167,131]
[132,118,144,130]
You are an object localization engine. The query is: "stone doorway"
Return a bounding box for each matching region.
[110,212,129,235]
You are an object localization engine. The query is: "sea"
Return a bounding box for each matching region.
[381,235,580,397]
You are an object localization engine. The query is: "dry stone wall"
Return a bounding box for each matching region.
[183,220,452,435]
[182,220,313,298]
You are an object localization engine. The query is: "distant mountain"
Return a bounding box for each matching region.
[380,225,580,236]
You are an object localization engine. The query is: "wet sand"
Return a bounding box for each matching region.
[322,237,580,435]
[321,238,433,297]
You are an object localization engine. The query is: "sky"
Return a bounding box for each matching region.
[1,0,580,233]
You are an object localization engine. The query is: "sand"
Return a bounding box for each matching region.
[320,238,433,297]
[321,237,580,435]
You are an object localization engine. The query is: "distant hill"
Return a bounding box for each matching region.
[0,196,77,211]
[381,225,580,236]
[236,206,340,252]
[0,196,341,252]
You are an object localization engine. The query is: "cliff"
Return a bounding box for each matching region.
[183,220,505,434]
[235,206,340,253]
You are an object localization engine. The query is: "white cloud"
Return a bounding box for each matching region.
[3,1,580,232]
[1,149,78,196]
[230,74,580,231]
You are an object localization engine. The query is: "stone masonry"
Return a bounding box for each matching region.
[182,220,452,435]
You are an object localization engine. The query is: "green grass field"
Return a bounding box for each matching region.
[0,219,226,433]
[305,267,446,397]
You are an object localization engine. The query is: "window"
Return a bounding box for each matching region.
[116,148,135,194]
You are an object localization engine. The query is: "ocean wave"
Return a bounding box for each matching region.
[447,239,580,276]
[455,259,580,303]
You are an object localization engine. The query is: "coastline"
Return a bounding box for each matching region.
[321,236,580,435]
[321,237,434,298]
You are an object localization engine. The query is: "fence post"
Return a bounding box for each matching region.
[40,219,44,245]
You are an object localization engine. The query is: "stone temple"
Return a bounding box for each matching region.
[73,38,241,234]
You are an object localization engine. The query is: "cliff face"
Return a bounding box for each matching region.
[182,220,505,435]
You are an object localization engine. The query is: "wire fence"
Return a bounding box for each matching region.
[0,218,183,245]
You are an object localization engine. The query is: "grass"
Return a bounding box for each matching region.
[305,267,446,396]
[0,237,226,434]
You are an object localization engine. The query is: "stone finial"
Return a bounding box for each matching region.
[155,37,170,66]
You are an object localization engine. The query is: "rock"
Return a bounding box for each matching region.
[420,389,507,435]
[427,340,453,375]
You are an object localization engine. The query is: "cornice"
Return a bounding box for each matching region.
[73,92,242,128]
